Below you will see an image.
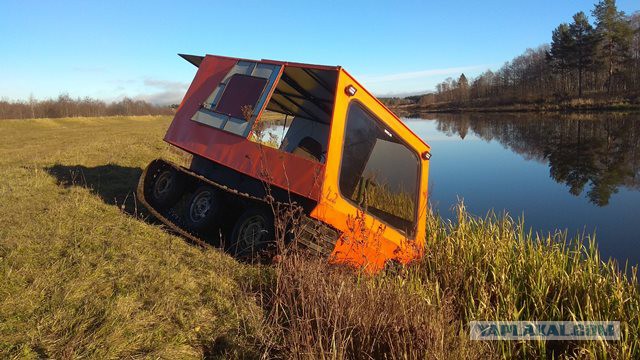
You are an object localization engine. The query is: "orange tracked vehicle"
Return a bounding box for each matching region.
[138,54,431,271]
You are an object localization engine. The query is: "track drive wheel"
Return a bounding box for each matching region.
[184,186,220,232]
[228,207,275,260]
[150,168,184,208]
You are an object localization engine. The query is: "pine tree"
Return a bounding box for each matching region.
[629,12,640,91]
[569,12,597,97]
[458,73,469,102]
[549,23,574,94]
[592,0,633,92]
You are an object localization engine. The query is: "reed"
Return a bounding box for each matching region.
[262,204,639,359]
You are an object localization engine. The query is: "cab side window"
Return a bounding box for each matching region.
[339,102,419,235]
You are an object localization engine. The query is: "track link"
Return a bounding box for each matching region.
[137,158,339,257]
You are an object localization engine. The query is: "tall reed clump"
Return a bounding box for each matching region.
[260,254,490,359]
[261,203,639,359]
[420,203,639,358]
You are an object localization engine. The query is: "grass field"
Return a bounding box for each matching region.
[0,116,269,358]
[1,116,639,359]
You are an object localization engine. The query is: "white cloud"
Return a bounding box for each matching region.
[359,65,488,84]
[374,89,434,98]
[118,65,489,105]
[131,77,190,105]
[142,78,189,90]
[134,90,186,105]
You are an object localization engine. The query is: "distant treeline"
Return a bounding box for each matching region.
[0,94,175,120]
[384,0,640,110]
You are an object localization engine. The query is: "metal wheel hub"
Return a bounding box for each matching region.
[153,171,173,199]
[189,191,213,222]
[238,215,268,249]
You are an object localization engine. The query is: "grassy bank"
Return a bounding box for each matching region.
[1,116,638,359]
[0,116,267,358]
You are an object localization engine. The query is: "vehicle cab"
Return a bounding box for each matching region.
[163,54,431,270]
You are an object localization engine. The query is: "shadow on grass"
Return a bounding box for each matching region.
[45,164,145,216]
[45,164,262,256]
[44,163,220,246]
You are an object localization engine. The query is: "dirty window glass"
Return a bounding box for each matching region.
[215,74,267,120]
[339,102,418,235]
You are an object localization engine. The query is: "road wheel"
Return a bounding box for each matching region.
[150,168,184,208]
[184,186,219,232]
[228,207,275,260]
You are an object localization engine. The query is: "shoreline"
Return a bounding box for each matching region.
[388,101,640,115]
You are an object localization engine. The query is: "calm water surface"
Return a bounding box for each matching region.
[404,113,640,267]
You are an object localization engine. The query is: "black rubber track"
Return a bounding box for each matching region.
[137,158,339,257]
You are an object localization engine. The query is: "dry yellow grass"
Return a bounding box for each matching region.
[1,116,639,359]
[0,116,265,359]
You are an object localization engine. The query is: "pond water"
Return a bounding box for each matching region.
[404,112,640,268]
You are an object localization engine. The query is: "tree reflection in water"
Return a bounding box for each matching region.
[425,112,640,206]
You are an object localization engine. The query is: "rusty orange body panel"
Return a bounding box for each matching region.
[155,54,430,271]
[165,56,325,200]
[313,69,430,271]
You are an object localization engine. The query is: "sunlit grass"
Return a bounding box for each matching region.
[421,205,639,358]
[0,116,264,358]
[0,116,638,359]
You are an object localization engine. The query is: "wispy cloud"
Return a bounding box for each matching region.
[118,65,488,105]
[374,89,433,98]
[134,90,185,105]
[143,78,189,90]
[360,65,488,84]
[132,77,190,105]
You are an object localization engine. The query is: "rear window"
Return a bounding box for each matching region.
[215,74,267,119]
[339,102,419,235]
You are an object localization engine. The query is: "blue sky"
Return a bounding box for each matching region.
[0,0,637,104]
